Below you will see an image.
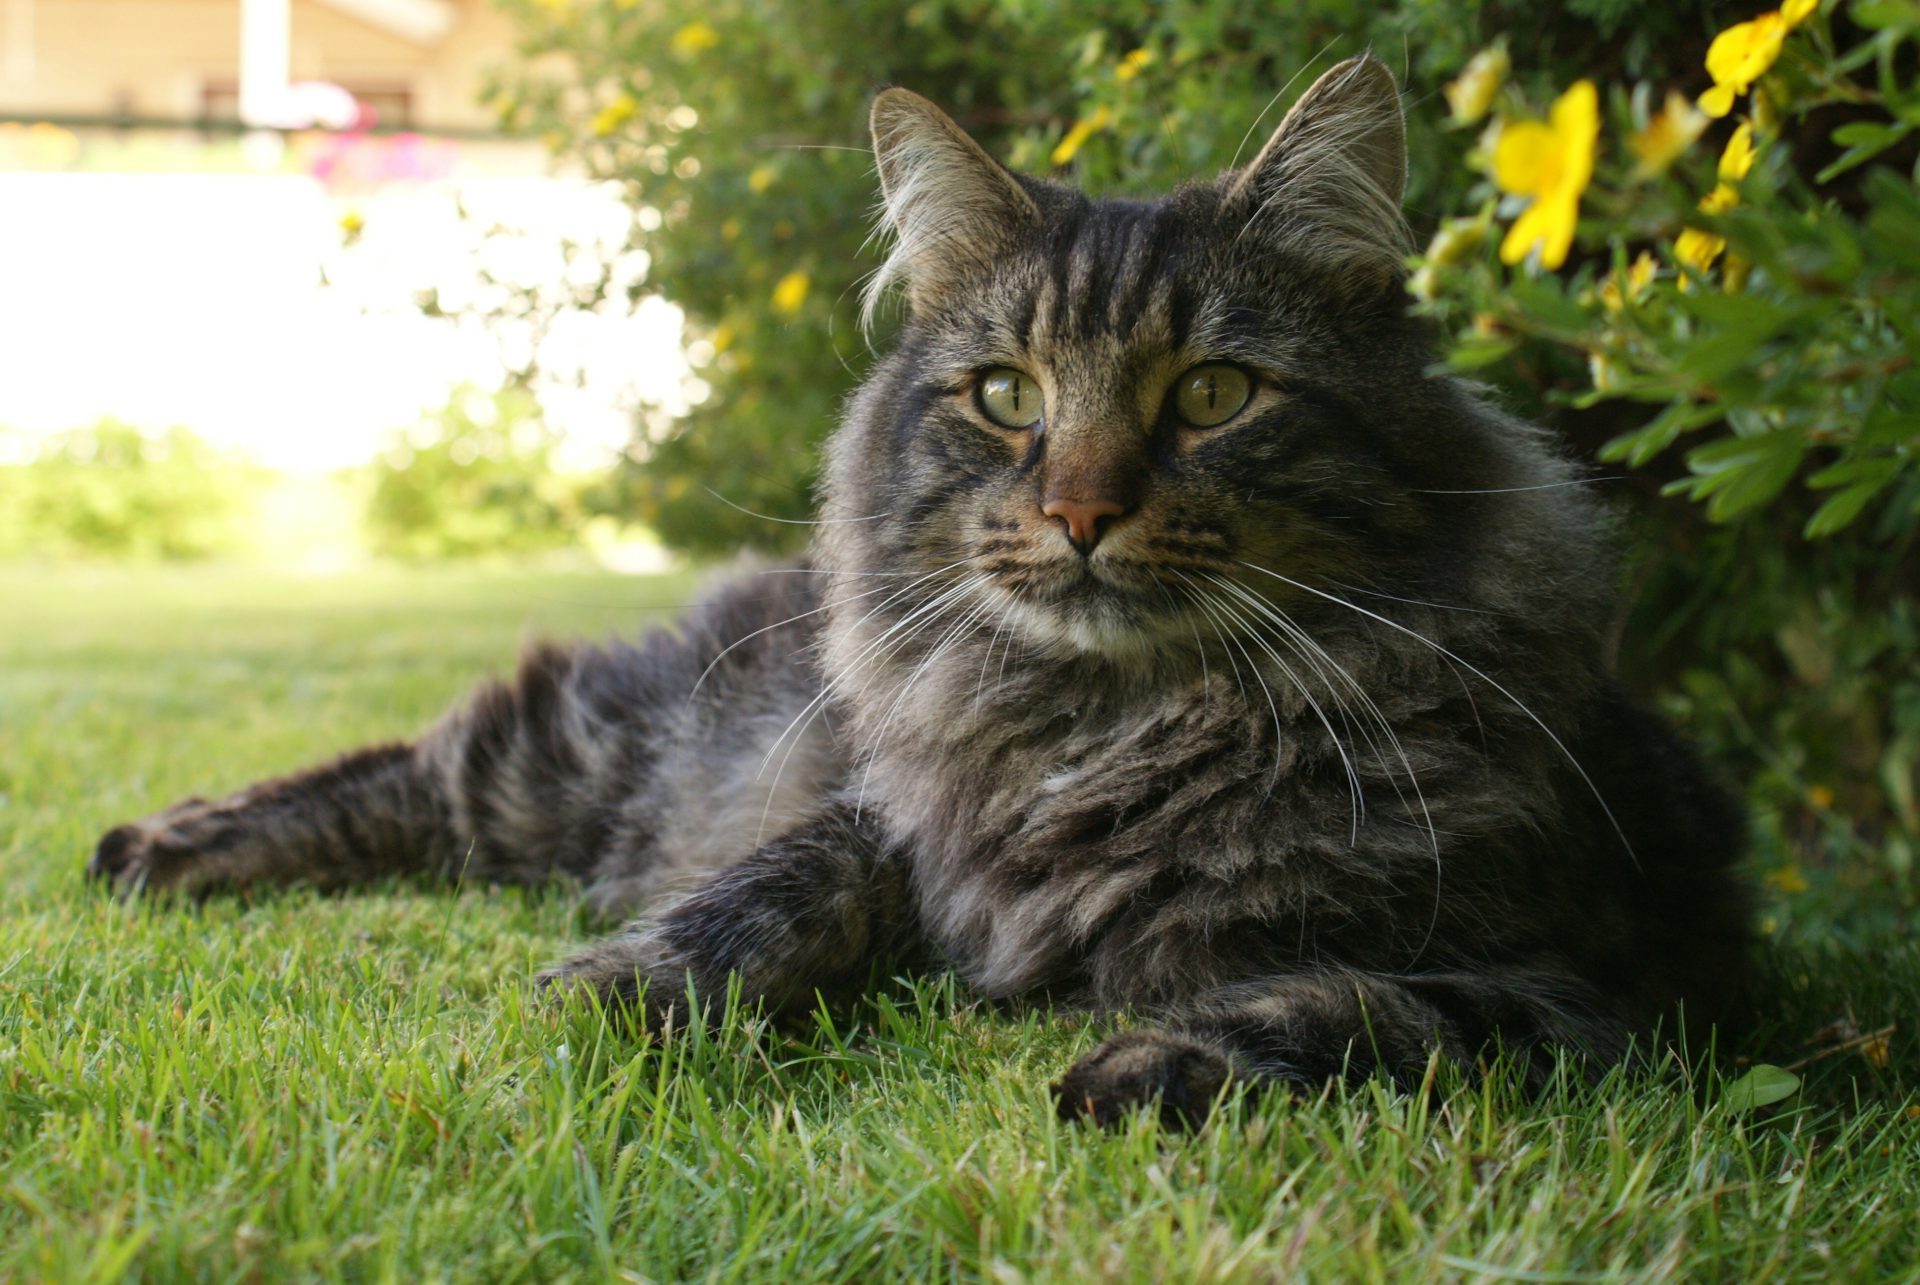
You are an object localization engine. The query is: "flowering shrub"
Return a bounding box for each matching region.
[480,0,1913,909]
[1409,0,1919,907]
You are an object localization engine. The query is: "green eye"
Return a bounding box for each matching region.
[1174,364,1253,428]
[978,367,1044,429]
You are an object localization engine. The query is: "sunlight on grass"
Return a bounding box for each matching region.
[1,566,1914,1280]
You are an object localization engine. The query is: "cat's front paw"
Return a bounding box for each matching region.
[1052,1029,1234,1129]
[536,932,703,1027]
[86,800,230,897]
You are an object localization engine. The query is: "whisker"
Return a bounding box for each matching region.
[855,592,993,817]
[754,564,979,783]
[1238,559,1638,868]
[1151,570,1211,714]
[1217,575,1442,884]
[1323,578,1498,616]
[1190,574,1360,829]
[756,572,987,843]
[703,487,889,525]
[692,556,977,703]
[1409,477,1623,495]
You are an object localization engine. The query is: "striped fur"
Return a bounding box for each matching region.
[91,57,1750,1126]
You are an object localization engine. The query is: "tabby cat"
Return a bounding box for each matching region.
[90,56,1750,1126]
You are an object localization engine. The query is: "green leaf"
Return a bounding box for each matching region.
[1599,402,1723,467]
[1805,478,1894,537]
[1817,122,1914,184]
[1445,335,1518,370]
[1506,274,1595,334]
[1721,1064,1801,1114]
[1830,122,1897,148]
[1669,431,1807,521]
[1850,0,1920,32]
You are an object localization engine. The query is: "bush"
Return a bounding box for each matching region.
[1406,0,1919,911]
[361,385,589,560]
[0,422,265,561]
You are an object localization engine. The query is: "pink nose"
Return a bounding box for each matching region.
[1041,496,1126,554]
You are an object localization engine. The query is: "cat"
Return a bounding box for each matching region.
[88,55,1750,1127]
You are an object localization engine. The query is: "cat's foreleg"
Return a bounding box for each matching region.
[1053,967,1628,1127]
[538,802,921,1025]
[87,741,451,897]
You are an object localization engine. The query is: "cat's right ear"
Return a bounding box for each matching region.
[865,88,1037,325]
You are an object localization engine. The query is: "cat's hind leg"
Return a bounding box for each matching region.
[88,741,451,897]
[1052,967,1629,1128]
[88,641,623,898]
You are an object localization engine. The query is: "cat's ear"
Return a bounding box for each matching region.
[1226,54,1410,283]
[865,88,1038,324]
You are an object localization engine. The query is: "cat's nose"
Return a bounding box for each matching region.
[1041,496,1126,555]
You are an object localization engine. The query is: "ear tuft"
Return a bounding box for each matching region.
[1227,54,1411,282]
[865,89,1037,327]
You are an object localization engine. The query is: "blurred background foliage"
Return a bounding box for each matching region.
[0,422,266,561]
[362,385,587,560]
[475,0,1915,917]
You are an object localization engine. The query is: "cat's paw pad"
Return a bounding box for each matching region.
[1052,1030,1233,1129]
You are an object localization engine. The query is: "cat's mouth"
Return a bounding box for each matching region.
[982,554,1223,656]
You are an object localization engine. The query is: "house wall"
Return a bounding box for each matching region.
[0,0,522,131]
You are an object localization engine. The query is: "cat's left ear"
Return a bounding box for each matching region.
[865,88,1038,324]
[1226,54,1410,283]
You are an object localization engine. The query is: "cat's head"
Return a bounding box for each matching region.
[822,56,1571,662]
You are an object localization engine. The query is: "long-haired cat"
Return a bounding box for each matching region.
[90,56,1749,1125]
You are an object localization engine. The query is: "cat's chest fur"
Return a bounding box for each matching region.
[834,639,1330,1000]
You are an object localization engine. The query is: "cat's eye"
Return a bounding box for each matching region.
[1174,364,1253,428]
[978,367,1044,430]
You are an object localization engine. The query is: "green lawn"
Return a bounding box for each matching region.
[1,565,1915,1282]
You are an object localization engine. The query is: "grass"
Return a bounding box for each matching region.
[1,563,1915,1282]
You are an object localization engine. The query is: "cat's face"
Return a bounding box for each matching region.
[827,58,1485,661]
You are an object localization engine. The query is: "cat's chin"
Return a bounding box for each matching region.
[985,582,1192,662]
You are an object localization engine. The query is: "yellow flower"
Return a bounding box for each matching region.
[771,270,810,316]
[1717,120,1757,181]
[1424,215,1489,267]
[338,209,365,237]
[1676,124,1756,279]
[1588,351,1626,392]
[1762,865,1809,894]
[591,93,636,138]
[1115,48,1154,83]
[1699,0,1820,118]
[747,164,778,194]
[1050,105,1112,167]
[1628,91,1709,177]
[1445,43,1510,126]
[720,217,743,241]
[1599,251,1658,311]
[1494,80,1599,270]
[671,20,719,57]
